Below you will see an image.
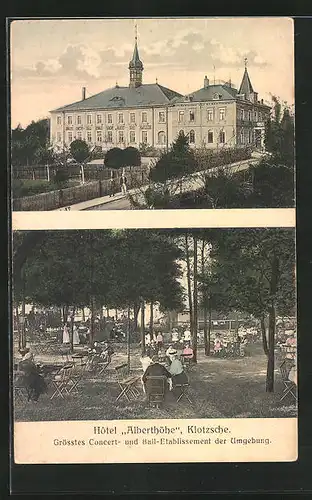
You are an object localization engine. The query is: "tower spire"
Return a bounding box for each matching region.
[239,58,254,96]
[129,24,143,88]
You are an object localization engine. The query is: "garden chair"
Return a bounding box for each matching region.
[67,361,87,395]
[97,352,112,376]
[13,370,28,403]
[174,376,193,404]
[280,359,297,403]
[115,363,140,402]
[145,375,166,408]
[50,363,74,400]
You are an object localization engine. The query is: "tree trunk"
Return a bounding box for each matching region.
[185,233,194,340]
[90,297,95,346]
[133,302,140,332]
[261,314,269,356]
[69,307,75,354]
[201,240,209,356]
[15,305,21,351]
[266,255,279,393]
[208,301,212,355]
[21,267,26,350]
[82,308,85,322]
[115,309,118,321]
[150,302,154,334]
[140,300,145,355]
[192,235,198,363]
[127,306,131,374]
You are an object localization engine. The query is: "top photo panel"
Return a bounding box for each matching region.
[10,18,294,212]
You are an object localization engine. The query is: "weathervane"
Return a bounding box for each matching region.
[244,57,248,68]
[135,22,138,42]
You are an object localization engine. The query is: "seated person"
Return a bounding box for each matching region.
[166,347,177,365]
[168,353,188,388]
[142,355,172,396]
[140,351,152,373]
[156,332,163,348]
[19,352,47,402]
[182,343,194,359]
[214,337,222,353]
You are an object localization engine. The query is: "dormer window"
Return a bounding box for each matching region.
[213,93,220,100]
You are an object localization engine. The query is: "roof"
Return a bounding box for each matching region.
[173,84,238,103]
[238,68,254,95]
[51,83,183,112]
[129,40,143,70]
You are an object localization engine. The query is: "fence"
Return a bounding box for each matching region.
[13,166,149,211]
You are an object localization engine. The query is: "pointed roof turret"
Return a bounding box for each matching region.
[238,58,254,95]
[129,26,143,70]
[129,25,144,87]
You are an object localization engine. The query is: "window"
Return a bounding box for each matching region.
[189,130,195,144]
[67,115,73,125]
[207,109,213,121]
[248,110,251,121]
[118,113,124,124]
[189,110,195,122]
[248,130,253,144]
[178,110,184,122]
[240,129,244,144]
[258,111,262,122]
[107,114,113,124]
[56,132,62,142]
[130,131,136,143]
[207,131,213,143]
[57,116,62,125]
[159,111,165,123]
[77,130,82,140]
[254,110,258,121]
[87,131,92,143]
[96,114,102,124]
[219,108,226,120]
[240,109,244,120]
[219,130,225,144]
[96,130,102,143]
[142,112,148,123]
[118,130,124,143]
[87,114,92,125]
[142,131,148,144]
[157,131,166,145]
[107,131,113,143]
[68,131,73,143]
[130,112,136,123]
[77,115,82,125]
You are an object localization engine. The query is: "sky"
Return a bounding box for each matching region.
[10,17,294,128]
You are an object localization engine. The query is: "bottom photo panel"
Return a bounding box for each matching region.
[12,227,297,463]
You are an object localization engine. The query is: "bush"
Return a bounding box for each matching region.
[53,168,70,188]
[194,146,252,172]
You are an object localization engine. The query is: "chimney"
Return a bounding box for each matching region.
[204,75,209,88]
[82,87,86,100]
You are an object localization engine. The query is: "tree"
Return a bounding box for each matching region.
[123,147,141,167]
[149,131,197,183]
[11,118,51,166]
[70,139,90,164]
[205,228,295,392]
[104,148,125,170]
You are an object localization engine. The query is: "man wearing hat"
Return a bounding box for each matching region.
[142,355,172,397]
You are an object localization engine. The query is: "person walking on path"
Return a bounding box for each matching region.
[120,173,128,195]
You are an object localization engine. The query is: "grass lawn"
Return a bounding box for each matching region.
[14,342,297,422]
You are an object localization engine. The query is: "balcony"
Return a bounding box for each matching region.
[140,123,152,129]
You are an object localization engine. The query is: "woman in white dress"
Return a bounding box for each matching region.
[73,325,80,345]
[62,324,70,344]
